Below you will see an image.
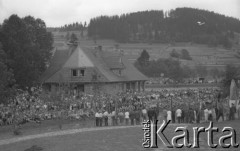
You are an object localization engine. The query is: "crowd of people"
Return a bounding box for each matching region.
[0,87,239,128]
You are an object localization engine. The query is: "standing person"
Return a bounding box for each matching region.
[216,103,224,122]
[194,109,197,123]
[108,111,112,126]
[153,106,158,121]
[103,110,109,126]
[181,109,185,123]
[112,110,116,126]
[129,110,135,125]
[172,109,175,124]
[229,103,236,120]
[142,107,148,121]
[135,110,141,125]
[167,110,172,122]
[188,108,194,123]
[95,111,99,127]
[163,109,167,122]
[204,108,209,122]
[118,109,124,125]
[147,107,153,121]
[125,110,129,125]
[99,110,103,126]
[208,108,213,122]
[176,108,182,124]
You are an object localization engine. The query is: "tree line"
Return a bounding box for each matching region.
[134,49,237,83]
[47,22,87,32]
[0,15,53,103]
[88,7,240,48]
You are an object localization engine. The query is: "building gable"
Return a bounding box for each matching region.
[63,47,94,68]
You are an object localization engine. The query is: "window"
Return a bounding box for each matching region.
[111,69,123,76]
[72,69,78,77]
[80,69,85,76]
[71,69,85,77]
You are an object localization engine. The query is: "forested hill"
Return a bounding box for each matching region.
[88,7,240,47]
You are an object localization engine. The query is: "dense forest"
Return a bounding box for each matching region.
[88,8,240,47]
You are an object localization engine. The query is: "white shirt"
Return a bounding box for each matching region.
[142,109,147,114]
[103,111,109,117]
[167,111,172,121]
[204,109,209,115]
[125,112,129,119]
[112,111,116,116]
[208,110,212,114]
[95,112,99,117]
[176,109,182,117]
[99,113,103,118]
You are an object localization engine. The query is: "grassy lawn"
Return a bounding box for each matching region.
[0,120,239,151]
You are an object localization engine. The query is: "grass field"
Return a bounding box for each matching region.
[0,120,239,151]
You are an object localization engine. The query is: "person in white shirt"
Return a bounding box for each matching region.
[167,110,172,122]
[95,111,99,126]
[204,108,209,122]
[176,109,182,124]
[208,109,213,121]
[142,108,148,121]
[103,110,109,126]
[125,110,130,125]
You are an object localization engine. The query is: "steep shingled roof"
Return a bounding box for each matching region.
[40,48,69,83]
[40,45,148,83]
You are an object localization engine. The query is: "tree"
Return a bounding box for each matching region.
[181,49,192,60]
[0,44,15,103]
[137,49,150,66]
[87,8,240,44]
[170,49,180,58]
[222,35,232,49]
[0,15,53,89]
[69,33,78,43]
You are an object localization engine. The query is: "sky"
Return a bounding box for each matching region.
[0,0,239,27]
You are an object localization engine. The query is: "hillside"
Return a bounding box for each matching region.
[50,7,240,72]
[51,30,240,72]
[88,7,240,48]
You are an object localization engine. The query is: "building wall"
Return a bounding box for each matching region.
[46,81,145,95]
[85,82,124,95]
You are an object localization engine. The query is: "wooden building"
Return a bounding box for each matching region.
[40,44,147,95]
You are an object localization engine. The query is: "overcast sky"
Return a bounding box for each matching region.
[0,0,239,27]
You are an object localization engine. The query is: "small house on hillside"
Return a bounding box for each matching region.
[40,44,148,96]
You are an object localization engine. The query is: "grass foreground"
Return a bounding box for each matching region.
[0,120,239,151]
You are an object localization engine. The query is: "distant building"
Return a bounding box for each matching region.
[40,44,147,95]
